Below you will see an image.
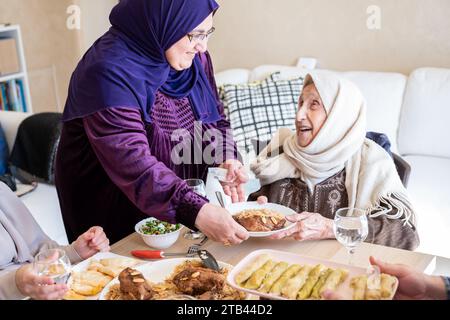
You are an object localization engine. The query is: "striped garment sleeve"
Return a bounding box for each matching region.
[443,276,450,300]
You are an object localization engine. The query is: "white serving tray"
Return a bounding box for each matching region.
[227,249,398,300]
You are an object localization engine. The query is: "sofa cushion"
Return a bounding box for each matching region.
[215,68,251,87]
[219,73,303,152]
[249,65,310,83]
[404,155,450,257]
[340,71,407,153]
[398,68,450,158]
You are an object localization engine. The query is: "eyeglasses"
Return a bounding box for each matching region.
[187,27,215,43]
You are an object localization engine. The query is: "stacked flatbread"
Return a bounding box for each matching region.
[64,257,140,300]
[234,254,349,300]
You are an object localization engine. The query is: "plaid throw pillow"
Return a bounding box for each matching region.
[219,73,303,152]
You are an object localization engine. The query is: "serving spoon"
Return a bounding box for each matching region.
[197,250,221,272]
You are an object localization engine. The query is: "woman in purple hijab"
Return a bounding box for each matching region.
[55,0,249,244]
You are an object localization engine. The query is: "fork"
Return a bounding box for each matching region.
[186,236,209,257]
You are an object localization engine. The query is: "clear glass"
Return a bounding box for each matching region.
[33,248,71,284]
[333,207,369,265]
[185,179,207,197]
[183,179,207,240]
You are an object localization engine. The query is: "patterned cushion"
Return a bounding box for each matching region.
[219,73,303,152]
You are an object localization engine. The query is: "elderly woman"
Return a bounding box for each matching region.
[250,72,419,250]
[55,0,248,245]
[0,182,109,300]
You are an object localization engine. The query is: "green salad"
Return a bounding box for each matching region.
[140,218,181,235]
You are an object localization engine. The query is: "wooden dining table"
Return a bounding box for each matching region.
[111,229,437,273]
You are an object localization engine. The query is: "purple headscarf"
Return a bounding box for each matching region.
[62,0,221,124]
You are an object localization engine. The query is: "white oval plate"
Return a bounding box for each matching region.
[226,201,297,237]
[99,258,247,300]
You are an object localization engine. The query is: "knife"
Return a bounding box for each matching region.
[215,191,225,208]
[131,250,189,259]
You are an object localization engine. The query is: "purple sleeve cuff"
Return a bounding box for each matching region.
[175,189,208,230]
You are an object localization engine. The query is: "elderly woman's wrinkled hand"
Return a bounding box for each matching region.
[16,264,68,300]
[270,212,335,241]
[219,159,249,203]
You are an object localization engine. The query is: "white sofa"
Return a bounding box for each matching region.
[215,66,450,258]
[0,110,69,245]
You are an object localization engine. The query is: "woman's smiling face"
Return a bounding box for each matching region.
[296,83,327,147]
[165,13,214,71]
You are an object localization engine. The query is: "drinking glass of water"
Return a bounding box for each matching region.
[183,179,207,240]
[333,207,368,265]
[33,248,71,285]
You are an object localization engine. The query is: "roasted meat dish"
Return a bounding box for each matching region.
[233,209,286,232]
[118,267,154,300]
[172,266,225,296]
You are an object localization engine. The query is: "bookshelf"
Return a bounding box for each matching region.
[0,24,33,113]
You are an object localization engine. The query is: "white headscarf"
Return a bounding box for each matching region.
[251,71,414,226]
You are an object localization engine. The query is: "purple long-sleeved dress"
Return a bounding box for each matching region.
[55,53,237,243]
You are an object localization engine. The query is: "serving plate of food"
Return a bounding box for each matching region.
[226,201,297,237]
[99,258,251,300]
[63,252,141,300]
[227,249,398,300]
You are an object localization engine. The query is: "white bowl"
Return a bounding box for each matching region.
[135,218,184,250]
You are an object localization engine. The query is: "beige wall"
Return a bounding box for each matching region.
[0,0,116,113]
[78,0,117,53]
[209,0,450,74]
[1,0,449,113]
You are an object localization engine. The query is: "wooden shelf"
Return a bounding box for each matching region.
[0,24,33,113]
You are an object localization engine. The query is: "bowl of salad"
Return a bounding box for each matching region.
[135,217,184,249]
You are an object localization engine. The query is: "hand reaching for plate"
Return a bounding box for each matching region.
[269,211,335,241]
